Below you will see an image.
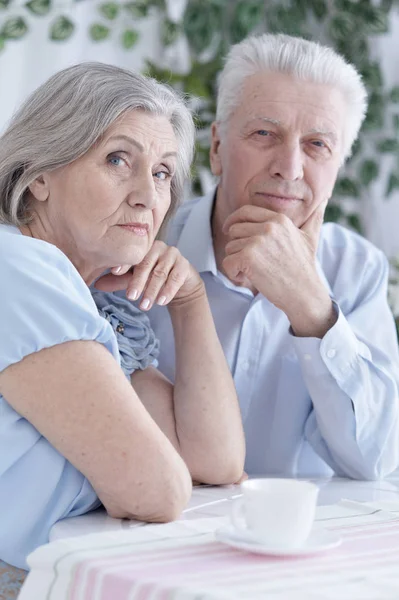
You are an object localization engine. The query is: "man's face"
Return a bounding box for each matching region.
[210,71,346,228]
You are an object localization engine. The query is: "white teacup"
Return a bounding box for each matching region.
[231,478,319,548]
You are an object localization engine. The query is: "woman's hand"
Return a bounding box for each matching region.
[94,241,204,311]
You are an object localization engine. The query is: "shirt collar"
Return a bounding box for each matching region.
[177,188,218,275]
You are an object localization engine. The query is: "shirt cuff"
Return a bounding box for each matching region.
[291,300,369,382]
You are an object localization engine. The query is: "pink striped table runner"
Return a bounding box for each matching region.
[19,502,399,600]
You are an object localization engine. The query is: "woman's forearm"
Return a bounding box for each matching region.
[168,290,245,484]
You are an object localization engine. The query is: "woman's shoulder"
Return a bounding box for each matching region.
[0,223,77,282]
[0,224,118,374]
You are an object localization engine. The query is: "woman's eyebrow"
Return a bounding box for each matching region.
[105,134,177,158]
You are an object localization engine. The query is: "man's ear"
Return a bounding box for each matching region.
[209,121,223,177]
[28,174,50,202]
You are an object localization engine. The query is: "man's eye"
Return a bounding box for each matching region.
[311,140,326,148]
[256,130,271,136]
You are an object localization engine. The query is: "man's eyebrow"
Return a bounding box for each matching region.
[244,116,282,127]
[106,134,178,158]
[307,129,338,144]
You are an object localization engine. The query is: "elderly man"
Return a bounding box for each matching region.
[150,33,399,480]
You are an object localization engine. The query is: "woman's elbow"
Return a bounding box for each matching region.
[103,467,192,523]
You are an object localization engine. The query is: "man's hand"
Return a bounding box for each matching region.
[94,241,205,311]
[222,202,337,338]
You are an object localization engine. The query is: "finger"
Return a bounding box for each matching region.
[126,245,164,302]
[223,205,277,233]
[227,221,268,240]
[154,256,189,305]
[111,264,132,276]
[94,271,133,292]
[138,248,180,310]
[300,199,328,251]
[225,237,248,256]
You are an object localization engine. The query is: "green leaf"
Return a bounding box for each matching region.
[351,137,362,158]
[329,14,357,41]
[25,0,51,16]
[183,0,221,54]
[334,177,360,198]
[0,34,4,51]
[124,1,149,19]
[363,92,385,130]
[121,28,139,49]
[386,172,399,196]
[377,138,399,153]
[50,16,74,41]
[161,19,180,47]
[390,87,399,103]
[308,0,327,20]
[145,60,183,85]
[1,17,28,39]
[346,213,363,234]
[361,62,383,90]
[324,203,344,223]
[266,5,309,37]
[89,23,110,41]
[231,0,264,44]
[363,7,389,34]
[359,159,379,186]
[0,0,11,8]
[99,2,120,20]
[393,114,399,131]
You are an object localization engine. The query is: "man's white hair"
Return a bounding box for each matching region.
[216,33,368,160]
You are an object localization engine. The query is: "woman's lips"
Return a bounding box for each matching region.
[118,223,149,237]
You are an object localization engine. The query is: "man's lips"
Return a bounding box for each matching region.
[255,192,303,202]
[117,223,150,236]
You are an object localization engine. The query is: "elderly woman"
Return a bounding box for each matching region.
[0,63,245,571]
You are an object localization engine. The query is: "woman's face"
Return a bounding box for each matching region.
[29,110,178,279]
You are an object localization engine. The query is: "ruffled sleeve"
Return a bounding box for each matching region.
[91,290,160,378]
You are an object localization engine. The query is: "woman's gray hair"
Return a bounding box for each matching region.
[0,62,195,227]
[216,33,368,161]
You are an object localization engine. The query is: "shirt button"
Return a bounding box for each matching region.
[327,349,336,359]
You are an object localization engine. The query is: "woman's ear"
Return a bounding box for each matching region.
[28,174,50,202]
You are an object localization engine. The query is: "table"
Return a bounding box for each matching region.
[17,473,399,599]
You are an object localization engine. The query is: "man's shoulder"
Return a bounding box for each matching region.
[318,222,387,290]
[166,195,206,245]
[319,221,385,262]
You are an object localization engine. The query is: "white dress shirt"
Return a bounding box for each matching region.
[150,190,399,479]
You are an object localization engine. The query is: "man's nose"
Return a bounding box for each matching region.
[269,142,304,181]
[126,170,157,209]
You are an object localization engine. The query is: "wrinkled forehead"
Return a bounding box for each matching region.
[230,71,346,141]
[100,109,178,148]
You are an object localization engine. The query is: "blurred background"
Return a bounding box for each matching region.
[1,0,399,305]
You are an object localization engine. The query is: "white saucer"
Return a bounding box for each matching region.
[215,525,342,557]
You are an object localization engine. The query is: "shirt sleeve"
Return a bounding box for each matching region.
[0,233,117,569]
[291,231,399,480]
[0,233,118,373]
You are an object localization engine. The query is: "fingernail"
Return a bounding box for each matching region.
[157,296,167,306]
[141,298,150,310]
[113,266,122,274]
[127,289,138,301]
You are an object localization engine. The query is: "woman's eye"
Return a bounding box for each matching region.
[154,170,170,181]
[107,154,125,167]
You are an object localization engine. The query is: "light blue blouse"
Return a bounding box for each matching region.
[0,224,158,569]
